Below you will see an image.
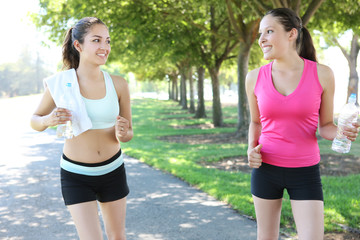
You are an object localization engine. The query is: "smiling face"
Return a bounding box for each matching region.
[74,24,111,66]
[258,15,297,60]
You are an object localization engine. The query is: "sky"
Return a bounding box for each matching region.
[0,0,61,71]
[0,0,357,112]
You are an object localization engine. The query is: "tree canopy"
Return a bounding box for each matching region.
[28,0,360,125]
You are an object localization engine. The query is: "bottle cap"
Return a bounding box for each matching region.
[66,82,72,87]
[349,93,356,103]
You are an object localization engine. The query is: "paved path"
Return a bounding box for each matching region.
[0,95,274,240]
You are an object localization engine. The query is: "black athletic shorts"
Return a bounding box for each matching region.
[251,162,323,201]
[60,150,129,205]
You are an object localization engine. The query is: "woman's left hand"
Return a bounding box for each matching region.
[344,122,360,142]
[115,116,130,139]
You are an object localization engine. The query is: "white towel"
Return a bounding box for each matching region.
[44,69,92,136]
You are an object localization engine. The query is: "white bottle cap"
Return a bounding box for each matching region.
[348,94,356,104]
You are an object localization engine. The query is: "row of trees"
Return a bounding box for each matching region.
[0,47,50,97]
[32,0,360,134]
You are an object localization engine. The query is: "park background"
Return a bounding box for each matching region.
[1,0,359,239]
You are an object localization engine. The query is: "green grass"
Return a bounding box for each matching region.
[122,98,360,235]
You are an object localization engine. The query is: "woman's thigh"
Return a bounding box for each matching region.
[291,200,324,240]
[99,197,127,240]
[253,195,283,240]
[67,201,103,240]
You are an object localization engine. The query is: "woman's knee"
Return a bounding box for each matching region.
[257,233,279,240]
[106,231,126,240]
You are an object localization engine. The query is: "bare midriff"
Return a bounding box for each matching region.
[63,126,120,163]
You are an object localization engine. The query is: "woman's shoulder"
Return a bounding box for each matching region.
[246,67,261,89]
[247,67,261,80]
[109,74,127,84]
[108,74,129,96]
[316,63,335,89]
[246,62,272,82]
[316,63,334,76]
[44,69,76,89]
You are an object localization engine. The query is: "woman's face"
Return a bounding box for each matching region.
[258,15,293,60]
[77,24,111,66]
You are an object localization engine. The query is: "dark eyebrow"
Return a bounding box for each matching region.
[91,35,110,39]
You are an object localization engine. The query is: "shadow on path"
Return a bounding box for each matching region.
[0,95,261,240]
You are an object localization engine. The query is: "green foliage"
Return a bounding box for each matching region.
[309,0,360,46]
[31,0,239,73]
[31,0,360,81]
[311,0,360,34]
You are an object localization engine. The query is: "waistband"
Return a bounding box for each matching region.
[60,149,124,176]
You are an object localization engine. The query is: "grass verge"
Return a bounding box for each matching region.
[122,98,360,236]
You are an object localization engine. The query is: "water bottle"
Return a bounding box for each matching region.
[332,94,359,153]
[56,82,74,139]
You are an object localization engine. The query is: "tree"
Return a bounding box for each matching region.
[225,0,260,135]
[177,1,239,126]
[195,66,207,118]
[310,0,360,104]
[0,46,50,98]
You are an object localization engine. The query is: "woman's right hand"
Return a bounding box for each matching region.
[247,144,263,168]
[42,107,72,127]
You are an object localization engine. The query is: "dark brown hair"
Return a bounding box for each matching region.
[265,8,317,62]
[62,17,106,69]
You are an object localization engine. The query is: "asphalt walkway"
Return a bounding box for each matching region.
[0,95,278,240]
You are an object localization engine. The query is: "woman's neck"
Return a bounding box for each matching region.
[76,64,102,82]
[273,53,303,71]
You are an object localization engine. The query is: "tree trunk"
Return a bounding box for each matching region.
[208,67,223,126]
[180,68,188,109]
[168,79,171,100]
[347,34,359,104]
[237,44,251,137]
[169,74,178,101]
[173,75,179,102]
[195,66,206,118]
[188,67,195,113]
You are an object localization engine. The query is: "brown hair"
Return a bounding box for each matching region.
[265,8,317,62]
[62,17,106,69]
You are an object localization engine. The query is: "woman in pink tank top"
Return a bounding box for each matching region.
[245,8,359,240]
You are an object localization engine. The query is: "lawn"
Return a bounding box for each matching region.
[122,98,360,236]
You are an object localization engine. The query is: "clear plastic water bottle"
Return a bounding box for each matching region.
[56,82,74,139]
[332,94,359,153]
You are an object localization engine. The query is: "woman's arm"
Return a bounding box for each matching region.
[31,88,57,131]
[30,88,71,132]
[317,64,359,141]
[245,68,263,168]
[317,64,337,140]
[113,75,133,143]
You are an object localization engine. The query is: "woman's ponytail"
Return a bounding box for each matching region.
[62,27,80,70]
[298,27,317,62]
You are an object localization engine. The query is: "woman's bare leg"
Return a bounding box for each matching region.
[291,200,324,240]
[67,201,103,240]
[99,197,127,240]
[253,195,283,240]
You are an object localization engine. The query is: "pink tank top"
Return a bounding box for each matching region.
[254,59,323,167]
